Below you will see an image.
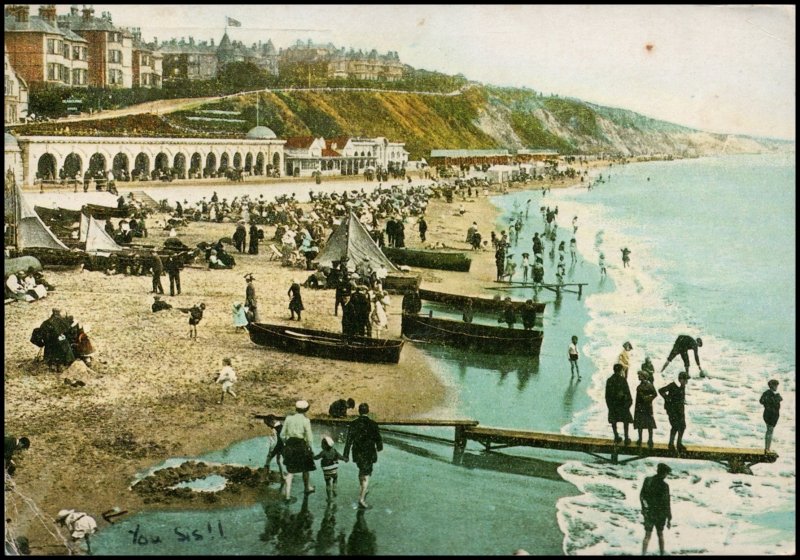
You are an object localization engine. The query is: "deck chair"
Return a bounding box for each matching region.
[268,244,282,261]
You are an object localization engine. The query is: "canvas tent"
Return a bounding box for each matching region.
[314,212,398,272]
[12,184,69,251]
[83,214,123,253]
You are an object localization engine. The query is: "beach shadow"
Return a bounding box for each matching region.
[345,509,377,556]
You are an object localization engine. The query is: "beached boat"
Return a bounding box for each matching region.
[401,313,543,356]
[418,288,546,314]
[246,322,404,364]
[383,272,421,293]
[382,247,472,272]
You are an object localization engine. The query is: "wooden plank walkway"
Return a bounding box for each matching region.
[464,426,778,474]
[251,413,775,474]
[487,282,589,298]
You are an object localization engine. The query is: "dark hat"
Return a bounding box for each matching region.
[657,463,672,476]
[623,341,633,350]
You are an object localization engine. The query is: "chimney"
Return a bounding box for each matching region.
[39,4,57,25]
[7,5,30,23]
[210,38,214,46]
[189,36,194,46]
[81,7,94,22]
[70,5,79,16]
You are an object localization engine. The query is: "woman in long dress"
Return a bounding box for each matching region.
[232,302,248,331]
[633,370,658,448]
[370,291,389,336]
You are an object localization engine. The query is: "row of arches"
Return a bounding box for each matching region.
[35,150,282,182]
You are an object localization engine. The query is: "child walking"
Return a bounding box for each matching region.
[568,335,580,379]
[314,435,347,500]
[214,358,238,404]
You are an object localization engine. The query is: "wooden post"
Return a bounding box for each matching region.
[577,284,583,298]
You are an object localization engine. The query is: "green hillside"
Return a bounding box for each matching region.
[12,83,781,159]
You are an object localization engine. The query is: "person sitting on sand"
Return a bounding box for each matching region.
[6,270,35,302]
[152,295,172,313]
[329,398,356,418]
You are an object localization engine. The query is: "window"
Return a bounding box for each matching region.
[60,65,69,83]
[63,43,70,58]
[108,31,121,43]
[109,50,122,64]
[46,39,61,55]
[108,69,124,85]
[47,63,58,80]
[5,76,12,95]
[72,46,80,60]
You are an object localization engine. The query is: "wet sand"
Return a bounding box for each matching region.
[4,162,608,554]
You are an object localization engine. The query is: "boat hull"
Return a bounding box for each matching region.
[383,247,472,272]
[246,322,403,364]
[418,288,546,314]
[401,313,543,356]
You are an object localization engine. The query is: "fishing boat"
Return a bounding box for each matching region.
[401,312,543,356]
[418,288,546,314]
[382,247,472,272]
[246,322,404,364]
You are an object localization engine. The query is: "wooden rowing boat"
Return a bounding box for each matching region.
[246,322,404,364]
[383,272,421,293]
[383,247,472,272]
[401,313,543,356]
[418,288,546,314]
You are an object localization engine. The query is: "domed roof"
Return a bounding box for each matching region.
[246,126,277,139]
[5,132,20,149]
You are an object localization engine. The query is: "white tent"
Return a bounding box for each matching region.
[14,184,69,250]
[84,214,123,253]
[314,211,398,272]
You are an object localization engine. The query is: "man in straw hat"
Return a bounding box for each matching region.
[640,463,673,555]
[281,400,316,502]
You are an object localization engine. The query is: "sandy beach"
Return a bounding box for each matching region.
[4,162,610,554]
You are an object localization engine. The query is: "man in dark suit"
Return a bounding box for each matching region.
[150,250,164,294]
[344,403,383,509]
[164,254,182,296]
[605,363,633,445]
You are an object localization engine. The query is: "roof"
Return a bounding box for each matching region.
[57,14,118,32]
[5,15,64,35]
[284,136,317,149]
[430,149,510,158]
[321,148,340,157]
[246,126,277,140]
[327,136,350,150]
[516,149,559,155]
[60,27,88,43]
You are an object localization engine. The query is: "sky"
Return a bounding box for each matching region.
[41,4,796,140]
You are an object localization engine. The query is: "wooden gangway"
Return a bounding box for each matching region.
[463,426,777,474]
[253,413,775,474]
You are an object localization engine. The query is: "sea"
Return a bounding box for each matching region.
[86,153,795,555]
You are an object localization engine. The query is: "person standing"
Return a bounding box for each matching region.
[150,250,165,295]
[640,463,673,556]
[520,299,537,331]
[499,297,516,329]
[401,289,422,316]
[634,370,658,448]
[599,252,607,278]
[288,280,304,321]
[314,436,347,501]
[232,302,248,331]
[263,414,286,481]
[568,335,580,379]
[621,247,631,268]
[344,403,383,509]
[213,358,238,404]
[521,253,530,283]
[282,400,317,502]
[605,363,633,445]
[248,223,260,254]
[569,237,577,263]
[186,303,205,340]
[245,274,259,323]
[418,215,427,243]
[659,372,689,452]
[616,341,633,378]
[660,335,703,377]
[760,379,782,454]
[233,221,247,253]
[164,254,182,296]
